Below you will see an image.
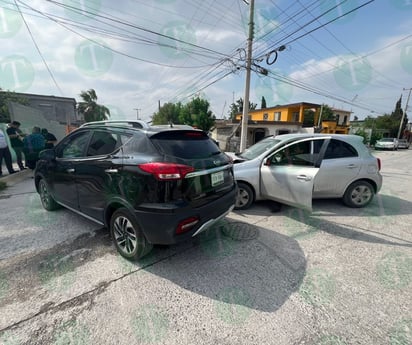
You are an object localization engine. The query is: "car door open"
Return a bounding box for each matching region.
[260,138,327,211]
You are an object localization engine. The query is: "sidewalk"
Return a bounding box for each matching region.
[0,163,32,187]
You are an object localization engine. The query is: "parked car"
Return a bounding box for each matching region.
[374,137,399,150]
[228,134,382,211]
[34,121,236,260]
[397,139,410,149]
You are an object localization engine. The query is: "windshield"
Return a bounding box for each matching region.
[380,138,394,142]
[239,137,281,160]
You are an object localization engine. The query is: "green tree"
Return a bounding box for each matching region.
[320,104,336,121]
[0,88,29,123]
[261,96,267,109]
[181,97,215,131]
[151,102,182,125]
[152,97,216,132]
[361,96,409,142]
[228,97,257,120]
[77,89,110,123]
[303,109,315,127]
[390,96,408,137]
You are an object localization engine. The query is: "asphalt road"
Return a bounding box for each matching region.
[0,149,411,345]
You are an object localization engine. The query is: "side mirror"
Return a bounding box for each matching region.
[38,149,56,160]
[264,157,271,166]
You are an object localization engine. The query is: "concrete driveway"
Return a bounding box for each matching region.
[0,150,411,345]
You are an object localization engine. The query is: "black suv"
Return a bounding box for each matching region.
[34,121,236,260]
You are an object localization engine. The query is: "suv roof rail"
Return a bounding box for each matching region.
[80,120,150,129]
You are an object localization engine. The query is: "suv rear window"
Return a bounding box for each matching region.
[150,131,220,159]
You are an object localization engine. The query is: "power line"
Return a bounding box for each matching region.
[13,0,63,95]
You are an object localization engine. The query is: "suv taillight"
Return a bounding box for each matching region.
[138,162,195,180]
[377,158,381,171]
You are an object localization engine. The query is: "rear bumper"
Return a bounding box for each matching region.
[133,186,236,245]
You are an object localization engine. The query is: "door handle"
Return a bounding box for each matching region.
[297,175,312,181]
[105,169,118,173]
[346,164,357,169]
[66,168,75,173]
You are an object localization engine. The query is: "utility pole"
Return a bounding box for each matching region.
[397,88,412,140]
[134,108,141,120]
[239,0,254,152]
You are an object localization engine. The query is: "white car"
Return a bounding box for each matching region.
[397,139,410,149]
[375,138,399,150]
[229,134,383,211]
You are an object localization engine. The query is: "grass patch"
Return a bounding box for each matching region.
[0,180,7,191]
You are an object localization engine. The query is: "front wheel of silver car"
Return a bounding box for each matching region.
[343,181,375,208]
[110,208,153,261]
[38,179,60,211]
[234,182,254,210]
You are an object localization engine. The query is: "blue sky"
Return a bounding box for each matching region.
[1,0,412,122]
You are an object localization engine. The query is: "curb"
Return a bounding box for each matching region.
[0,169,32,187]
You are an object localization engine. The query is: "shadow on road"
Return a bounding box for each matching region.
[236,194,412,248]
[128,219,307,313]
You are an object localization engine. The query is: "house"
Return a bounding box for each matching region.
[210,102,322,151]
[319,107,352,134]
[4,92,79,141]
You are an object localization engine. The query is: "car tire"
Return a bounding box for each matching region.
[343,180,374,208]
[234,182,254,210]
[38,179,60,211]
[110,208,153,260]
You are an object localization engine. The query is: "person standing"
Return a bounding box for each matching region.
[6,121,26,171]
[23,126,45,170]
[41,128,57,149]
[0,129,17,177]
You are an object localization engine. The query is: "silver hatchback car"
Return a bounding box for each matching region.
[229,134,383,211]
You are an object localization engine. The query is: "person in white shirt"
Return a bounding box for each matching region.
[0,129,17,177]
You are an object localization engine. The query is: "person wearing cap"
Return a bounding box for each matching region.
[6,120,26,170]
[41,128,57,149]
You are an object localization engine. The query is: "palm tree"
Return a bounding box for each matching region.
[78,89,110,122]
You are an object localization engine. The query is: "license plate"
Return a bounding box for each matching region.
[211,171,224,187]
